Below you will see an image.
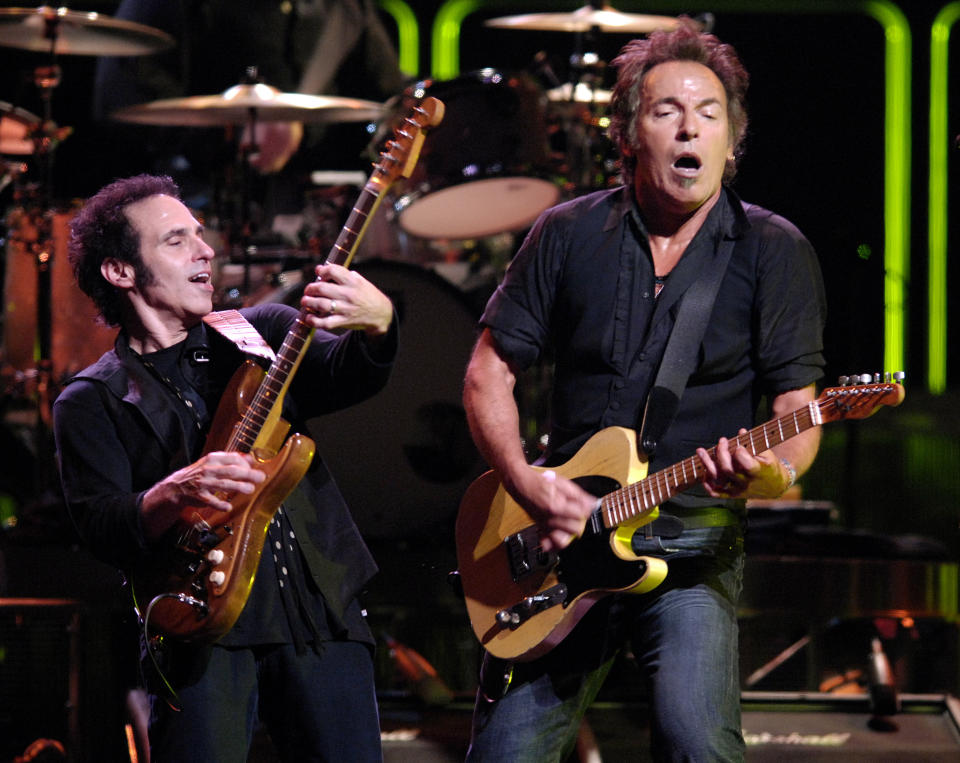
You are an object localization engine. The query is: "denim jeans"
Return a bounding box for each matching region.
[467,526,746,762]
[148,640,382,762]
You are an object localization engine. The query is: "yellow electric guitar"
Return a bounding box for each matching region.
[456,375,905,662]
[132,97,445,643]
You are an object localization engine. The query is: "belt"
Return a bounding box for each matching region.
[643,506,740,539]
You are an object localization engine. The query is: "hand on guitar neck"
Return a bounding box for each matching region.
[697,383,820,500]
[300,262,394,339]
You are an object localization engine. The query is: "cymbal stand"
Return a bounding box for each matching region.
[10,13,71,496]
[562,23,608,193]
[227,67,265,298]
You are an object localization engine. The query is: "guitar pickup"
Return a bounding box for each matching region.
[495,583,568,629]
[504,527,556,582]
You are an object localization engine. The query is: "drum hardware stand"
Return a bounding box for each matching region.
[5,13,75,496]
[561,14,611,193]
[224,66,271,300]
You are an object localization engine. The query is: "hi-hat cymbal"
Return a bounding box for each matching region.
[0,6,174,56]
[485,4,683,34]
[111,83,385,126]
[0,101,40,154]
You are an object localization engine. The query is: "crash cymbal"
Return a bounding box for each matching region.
[485,4,682,34]
[0,101,40,154]
[111,83,385,126]
[547,82,612,104]
[0,6,174,56]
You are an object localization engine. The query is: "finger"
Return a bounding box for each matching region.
[198,490,233,511]
[314,262,351,284]
[697,448,719,481]
[715,437,736,472]
[211,460,266,483]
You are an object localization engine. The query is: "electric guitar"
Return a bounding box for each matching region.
[133,97,445,642]
[456,375,905,662]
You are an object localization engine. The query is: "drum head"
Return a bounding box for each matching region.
[303,261,486,538]
[385,70,560,241]
[397,176,559,240]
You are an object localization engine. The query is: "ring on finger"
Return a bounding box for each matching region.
[329,300,337,315]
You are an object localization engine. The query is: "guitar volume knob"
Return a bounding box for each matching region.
[207,549,224,564]
[209,570,226,586]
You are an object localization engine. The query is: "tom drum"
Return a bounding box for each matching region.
[385,70,560,241]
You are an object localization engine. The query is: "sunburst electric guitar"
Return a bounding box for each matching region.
[132,97,445,642]
[456,375,905,662]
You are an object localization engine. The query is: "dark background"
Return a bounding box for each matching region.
[2,2,960,760]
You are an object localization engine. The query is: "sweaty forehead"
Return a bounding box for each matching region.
[642,60,727,105]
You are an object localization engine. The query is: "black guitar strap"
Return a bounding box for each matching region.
[639,236,736,457]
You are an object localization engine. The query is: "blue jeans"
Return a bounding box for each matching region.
[148,640,382,762]
[467,528,745,762]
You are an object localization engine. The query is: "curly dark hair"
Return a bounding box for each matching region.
[68,174,180,327]
[608,20,750,188]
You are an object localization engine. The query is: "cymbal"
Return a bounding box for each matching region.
[111,83,385,126]
[485,4,683,34]
[0,6,174,56]
[547,82,612,104]
[0,101,40,154]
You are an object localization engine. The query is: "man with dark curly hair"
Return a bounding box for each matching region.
[462,22,826,761]
[53,173,396,761]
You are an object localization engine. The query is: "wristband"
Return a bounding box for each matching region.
[779,457,797,490]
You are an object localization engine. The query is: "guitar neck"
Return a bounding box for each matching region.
[600,401,822,528]
[221,97,444,453]
[326,174,392,269]
[226,174,389,453]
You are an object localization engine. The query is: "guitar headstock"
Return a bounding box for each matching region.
[816,372,906,423]
[371,96,445,192]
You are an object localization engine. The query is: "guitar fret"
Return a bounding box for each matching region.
[810,400,823,426]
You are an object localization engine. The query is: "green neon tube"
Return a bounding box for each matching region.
[928,3,960,393]
[379,0,420,76]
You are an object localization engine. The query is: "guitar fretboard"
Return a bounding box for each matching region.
[600,400,824,527]
[220,101,441,456]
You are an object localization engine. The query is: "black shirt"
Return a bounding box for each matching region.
[482,186,826,507]
[54,302,397,647]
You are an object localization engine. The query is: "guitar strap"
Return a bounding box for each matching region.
[638,236,736,457]
[202,310,277,363]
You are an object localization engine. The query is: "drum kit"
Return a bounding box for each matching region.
[0,2,683,526]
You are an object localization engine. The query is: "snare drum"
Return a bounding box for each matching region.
[386,69,560,241]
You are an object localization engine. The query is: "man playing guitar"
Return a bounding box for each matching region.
[53,174,396,761]
[461,21,825,762]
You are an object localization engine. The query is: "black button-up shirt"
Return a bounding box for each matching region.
[482,186,826,509]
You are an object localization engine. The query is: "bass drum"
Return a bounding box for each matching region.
[264,260,487,538]
[383,69,560,241]
[3,206,116,381]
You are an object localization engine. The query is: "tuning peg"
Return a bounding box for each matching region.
[892,371,905,383]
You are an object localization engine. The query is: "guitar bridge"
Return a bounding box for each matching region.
[504,526,556,582]
[495,583,568,629]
